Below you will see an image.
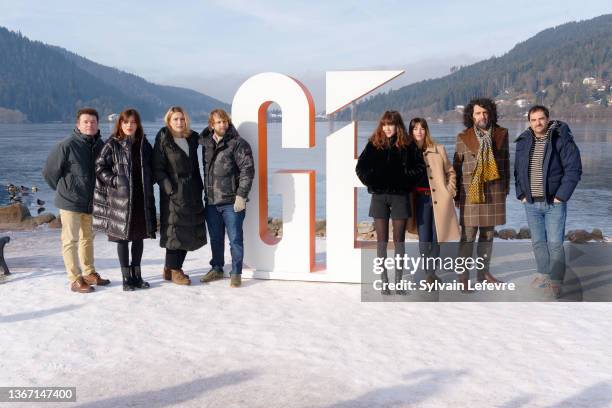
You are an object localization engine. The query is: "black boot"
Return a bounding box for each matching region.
[131,266,150,289]
[121,267,135,291]
[394,242,407,295]
[381,269,391,296]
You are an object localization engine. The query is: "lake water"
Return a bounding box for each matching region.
[1,121,610,235]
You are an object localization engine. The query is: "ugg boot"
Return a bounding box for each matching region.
[163,267,171,281]
[171,269,191,285]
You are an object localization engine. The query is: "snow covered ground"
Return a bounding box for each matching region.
[1,227,611,408]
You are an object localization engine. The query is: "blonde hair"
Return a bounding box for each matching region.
[164,106,191,137]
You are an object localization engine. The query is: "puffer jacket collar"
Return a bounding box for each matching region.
[72,128,101,145]
[200,124,239,147]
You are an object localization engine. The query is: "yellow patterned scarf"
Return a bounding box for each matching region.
[468,127,500,204]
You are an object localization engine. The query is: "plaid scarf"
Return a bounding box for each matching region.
[467,127,500,204]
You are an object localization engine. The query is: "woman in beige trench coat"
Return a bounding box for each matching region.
[407,118,460,282]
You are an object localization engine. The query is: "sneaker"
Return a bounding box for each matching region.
[543,281,562,299]
[530,275,550,288]
[82,272,110,286]
[200,268,224,283]
[230,274,242,288]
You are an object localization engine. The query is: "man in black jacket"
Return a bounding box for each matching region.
[43,108,110,293]
[199,109,254,287]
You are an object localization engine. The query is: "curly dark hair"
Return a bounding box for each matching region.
[463,97,498,129]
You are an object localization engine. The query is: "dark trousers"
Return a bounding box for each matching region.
[117,239,143,268]
[458,226,495,274]
[415,194,439,276]
[165,249,187,270]
[205,204,245,275]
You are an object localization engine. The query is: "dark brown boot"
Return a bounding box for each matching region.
[70,277,94,293]
[171,269,191,285]
[82,272,110,286]
[163,267,172,281]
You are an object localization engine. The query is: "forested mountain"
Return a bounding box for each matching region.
[352,14,612,120]
[0,27,228,123]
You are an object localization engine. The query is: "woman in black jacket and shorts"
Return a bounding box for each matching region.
[356,110,425,294]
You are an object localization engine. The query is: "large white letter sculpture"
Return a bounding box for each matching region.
[232,70,403,282]
[232,73,315,278]
[325,71,404,282]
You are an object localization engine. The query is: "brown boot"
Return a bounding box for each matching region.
[477,270,503,283]
[230,274,242,288]
[163,267,171,281]
[82,272,110,286]
[70,277,94,293]
[171,269,191,285]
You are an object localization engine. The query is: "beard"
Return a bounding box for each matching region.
[476,118,490,130]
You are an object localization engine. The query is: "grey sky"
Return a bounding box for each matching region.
[0,0,610,105]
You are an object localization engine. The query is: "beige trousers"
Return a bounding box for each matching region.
[59,209,96,282]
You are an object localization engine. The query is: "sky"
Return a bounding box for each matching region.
[0,0,610,106]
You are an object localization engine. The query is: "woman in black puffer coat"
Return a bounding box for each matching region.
[93,109,157,291]
[152,106,207,286]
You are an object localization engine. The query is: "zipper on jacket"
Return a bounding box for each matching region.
[125,139,133,238]
[140,136,150,236]
[88,143,96,211]
[207,137,227,203]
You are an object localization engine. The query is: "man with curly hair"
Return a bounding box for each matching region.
[453,98,510,290]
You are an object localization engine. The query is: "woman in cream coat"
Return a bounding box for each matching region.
[407,118,460,283]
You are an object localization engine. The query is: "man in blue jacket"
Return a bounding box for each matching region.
[43,108,110,293]
[514,105,582,298]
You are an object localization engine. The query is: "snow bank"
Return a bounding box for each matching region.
[0,228,611,407]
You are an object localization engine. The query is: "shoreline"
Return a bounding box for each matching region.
[0,204,608,243]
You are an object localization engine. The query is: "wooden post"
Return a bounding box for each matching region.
[0,236,10,275]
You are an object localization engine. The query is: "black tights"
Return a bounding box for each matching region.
[117,239,144,268]
[165,249,188,270]
[374,218,407,264]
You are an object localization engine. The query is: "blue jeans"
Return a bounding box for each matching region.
[524,200,567,283]
[416,194,439,276]
[205,204,245,275]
